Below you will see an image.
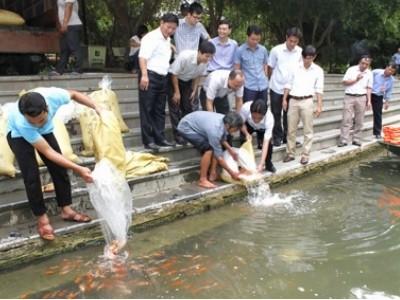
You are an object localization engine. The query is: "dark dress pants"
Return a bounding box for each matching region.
[371,93,384,136]
[7,132,72,216]
[199,88,230,114]
[139,71,168,145]
[167,76,198,139]
[270,89,289,143]
[56,25,83,74]
[240,122,274,169]
[243,87,268,104]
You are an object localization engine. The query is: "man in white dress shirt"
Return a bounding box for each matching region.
[138,13,179,150]
[338,55,373,147]
[268,27,303,147]
[282,45,324,165]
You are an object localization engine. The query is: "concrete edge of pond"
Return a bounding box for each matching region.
[0,141,384,271]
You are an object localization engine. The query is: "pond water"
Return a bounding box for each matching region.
[1,151,400,299]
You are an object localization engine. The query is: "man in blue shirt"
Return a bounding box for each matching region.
[7,87,101,241]
[235,25,269,103]
[177,111,242,188]
[371,63,396,139]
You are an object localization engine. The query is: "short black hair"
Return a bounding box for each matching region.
[180,2,190,15]
[18,92,48,117]
[218,19,232,29]
[136,24,148,38]
[388,62,397,70]
[161,13,179,25]
[189,2,203,15]
[228,69,243,80]
[286,27,302,39]
[223,111,244,129]
[250,99,267,115]
[302,45,317,57]
[246,25,262,36]
[359,54,372,62]
[199,41,216,54]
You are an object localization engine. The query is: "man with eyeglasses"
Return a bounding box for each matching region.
[173,2,210,55]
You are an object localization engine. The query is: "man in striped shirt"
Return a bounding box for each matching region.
[173,2,210,54]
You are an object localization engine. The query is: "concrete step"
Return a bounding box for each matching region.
[1,113,399,232]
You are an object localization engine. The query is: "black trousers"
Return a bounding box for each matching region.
[371,93,384,135]
[270,89,289,143]
[56,25,83,74]
[138,71,168,145]
[199,88,230,115]
[243,87,268,104]
[167,76,199,139]
[7,132,72,216]
[240,122,274,168]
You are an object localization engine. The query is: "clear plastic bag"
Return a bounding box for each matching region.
[88,159,132,256]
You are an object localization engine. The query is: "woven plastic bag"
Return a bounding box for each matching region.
[88,158,132,256]
[0,105,16,177]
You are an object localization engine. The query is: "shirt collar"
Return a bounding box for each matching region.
[246,43,259,51]
[156,27,169,41]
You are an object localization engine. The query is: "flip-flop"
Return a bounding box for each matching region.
[37,220,55,241]
[62,212,92,223]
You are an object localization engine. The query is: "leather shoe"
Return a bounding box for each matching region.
[337,142,348,147]
[375,135,382,139]
[352,141,361,147]
[295,141,302,146]
[144,143,160,150]
[283,155,295,163]
[273,140,281,147]
[300,157,309,165]
[157,140,175,147]
[175,136,187,145]
[265,163,277,173]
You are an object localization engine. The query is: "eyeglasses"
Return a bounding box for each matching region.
[191,14,201,19]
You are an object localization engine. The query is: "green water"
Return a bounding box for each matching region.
[1,152,400,299]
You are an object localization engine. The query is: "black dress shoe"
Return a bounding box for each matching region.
[273,140,281,147]
[352,141,361,147]
[295,141,302,146]
[265,163,277,173]
[175,136,187,145]
[337,142,348,147]
[300,156,309,165]
[144,143,160,150]
[375,135,382,139]
[157,140,175,147]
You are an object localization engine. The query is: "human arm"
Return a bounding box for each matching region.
[235,96,243,113]
[34,139,92,183]
[282,88,290,112]
[190,77,201,101]
[138,57,149,90]
[366,87,372,110]
[60,2,73,33]
[257,138,270,172]
[171,74,181,104]
[240,124,252,142]
[314,93,323,117]
[68,90,102,115]
[221,140,238,161]
[216,156,240,180]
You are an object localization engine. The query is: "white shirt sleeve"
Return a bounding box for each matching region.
[138,34,155,60]
[267,47,278,68]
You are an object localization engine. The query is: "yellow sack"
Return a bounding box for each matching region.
[125,151,169,178]
[0,108,16,177]
[221,140,258,185]
[92,110,126,174]
[78,106,98,156]
[89,89,129,133]
[0,9,25,26]
[36,116,80,166]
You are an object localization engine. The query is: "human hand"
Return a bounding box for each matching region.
[172,92,181,104]
[282,99,288,112]
[139,75,149,90]
[76,166,93,183]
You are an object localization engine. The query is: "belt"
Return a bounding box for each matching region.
[290,95,313,100]
[345,93,366,97]
[148,70,167,78]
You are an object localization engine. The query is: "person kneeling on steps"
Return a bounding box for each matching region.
[7,87,102,241]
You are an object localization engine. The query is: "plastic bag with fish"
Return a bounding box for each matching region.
[88,158,132,257]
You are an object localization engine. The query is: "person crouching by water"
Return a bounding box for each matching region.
[177,111,243,188]
[7,88,102,241]
[239,99,276,173]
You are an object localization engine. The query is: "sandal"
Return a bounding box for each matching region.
[37,219,55,241]
[61,211,92,223]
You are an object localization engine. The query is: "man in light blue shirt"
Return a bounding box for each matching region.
[7,87,101,241]
[208,20,238,72]
[235,25,269,103]
[371,63,396,139]
[177,111,242,188]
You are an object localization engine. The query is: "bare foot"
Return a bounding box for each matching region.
[209,173,220,182]
[198,179,217,188]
